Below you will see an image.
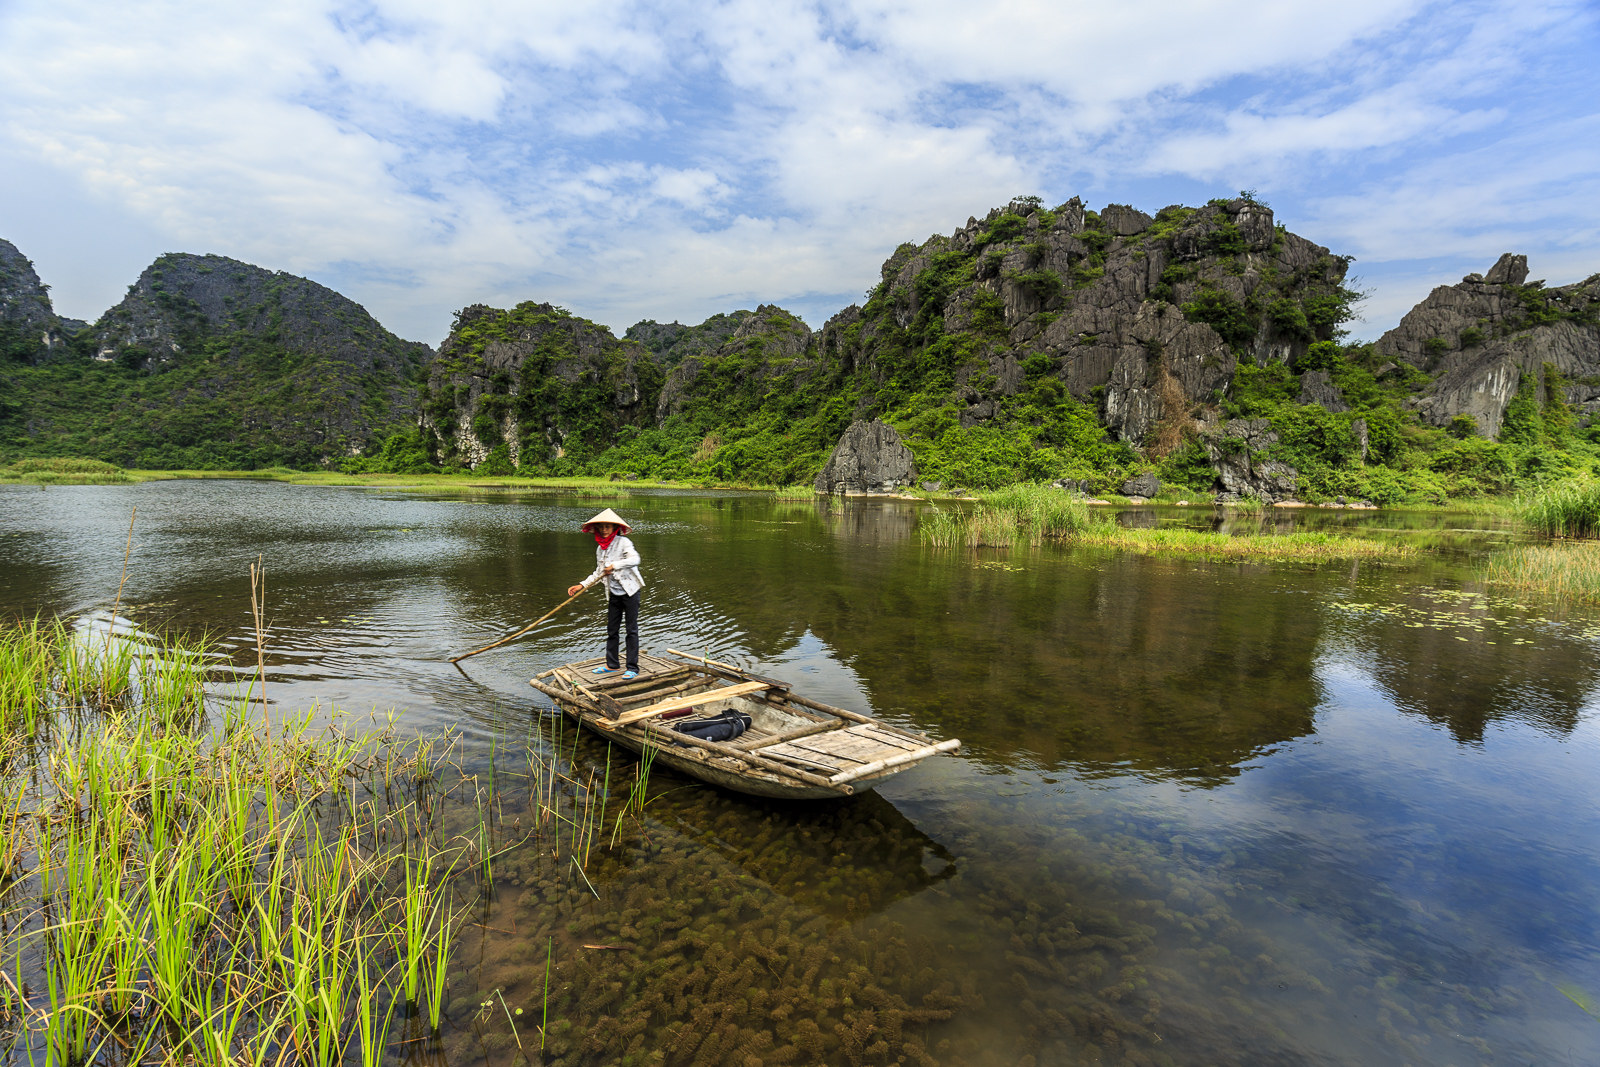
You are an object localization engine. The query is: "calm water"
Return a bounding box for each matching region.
[2,481,1597,1066]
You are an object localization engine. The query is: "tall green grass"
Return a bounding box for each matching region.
[0,620,473,1067]
[1485,541,1600,602]
[0,458,135,484]
[921,484,1101,548]
[919,483,1411,559]
[1518,477,1600,538]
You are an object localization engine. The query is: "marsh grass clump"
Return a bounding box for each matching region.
[1484,541,1600,602]
[1082,525,1410,561]
[0,457,135,484]
[920,484,1407,560]
[1518,477,1600,538]
[921,484,1102,548]
[0,619,478,1067]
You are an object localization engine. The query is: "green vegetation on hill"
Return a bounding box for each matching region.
[1,253,431,469]
[1,335,427,469]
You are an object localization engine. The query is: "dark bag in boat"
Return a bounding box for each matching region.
[672,710,751,742]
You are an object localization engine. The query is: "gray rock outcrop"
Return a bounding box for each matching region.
[1204,419,1300,501]
[1296,370,1348,412]
[1121,472,1160,498]
[0,237,75,363]
[1377,254,1600,437]
[814,420,917,494]
[826,196,1351,445]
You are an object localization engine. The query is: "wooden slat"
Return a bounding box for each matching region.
[734,718,848,751]
[845,724,925,752]
[757,746,848,773]
[632,720,852,795]
[780,724,903,763]
[600,681,772,727]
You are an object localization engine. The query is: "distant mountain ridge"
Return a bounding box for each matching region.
[3,199,1597,502]
[0,248,431,468]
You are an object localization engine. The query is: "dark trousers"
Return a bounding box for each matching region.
[606,591,640,671]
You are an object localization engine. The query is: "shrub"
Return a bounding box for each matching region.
[1266,298,1313,342]
[1008,269,1062,302]
[1498,373,1542,445]
[1181,288,1257,351]
[1445,414,1479,440]
[1298,340,1341,372]
[1459,326,1485,348]
[1204,220,1249,257]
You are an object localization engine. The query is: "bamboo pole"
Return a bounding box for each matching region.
[782,691,881,726]
[827,739,962,785]
[732,717,847,751]
[529,677,603,715]
[450,587,589,663]
[554,668,626,717]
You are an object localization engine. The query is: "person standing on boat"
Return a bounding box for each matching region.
[568,508,645,680]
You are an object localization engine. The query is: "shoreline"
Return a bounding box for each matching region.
[0,463,1519,514]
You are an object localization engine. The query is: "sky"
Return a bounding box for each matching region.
[1,0,1597,348]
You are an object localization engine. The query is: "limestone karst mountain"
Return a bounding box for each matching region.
[1376,253,1600,438]
[1,250,432,467]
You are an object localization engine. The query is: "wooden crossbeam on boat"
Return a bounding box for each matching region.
[600,680,775,727]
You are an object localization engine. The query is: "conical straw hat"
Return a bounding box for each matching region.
[580,508,631,533]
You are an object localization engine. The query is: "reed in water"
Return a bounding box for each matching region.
[919,484,1410,559]
[0,619,470,1067]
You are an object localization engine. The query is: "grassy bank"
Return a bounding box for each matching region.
[920,484,1414,560]
[0,458,818,496]
[0,618,471,1066]
[0,614,646,1066]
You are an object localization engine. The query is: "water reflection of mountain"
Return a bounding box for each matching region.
[670,501,1328,784]
[1327,590,1596,741]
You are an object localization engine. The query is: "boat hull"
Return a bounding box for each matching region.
[530,651,958,802]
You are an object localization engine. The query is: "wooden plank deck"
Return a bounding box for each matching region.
[758,723,926,774]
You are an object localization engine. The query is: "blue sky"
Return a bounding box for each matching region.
[1,0,1596,348]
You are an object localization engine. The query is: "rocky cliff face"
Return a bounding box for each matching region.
[818,196,1352,444]
[421,302,661,469]
[653,305,814,424]
[422,301,824,471]
[1376,253,1600,437]
[93,253,429,372]
[85,253,432,458]
[0,238,76,364]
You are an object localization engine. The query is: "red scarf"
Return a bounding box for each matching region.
[593,531,618,550]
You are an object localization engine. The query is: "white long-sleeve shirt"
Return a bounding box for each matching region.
[580,535,644,596]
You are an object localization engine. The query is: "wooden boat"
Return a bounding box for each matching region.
[529,649,960,799]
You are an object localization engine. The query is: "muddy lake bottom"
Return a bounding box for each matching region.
[1,481,1597,1066]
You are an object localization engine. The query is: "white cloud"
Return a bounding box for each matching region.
[0,0,1594,343]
